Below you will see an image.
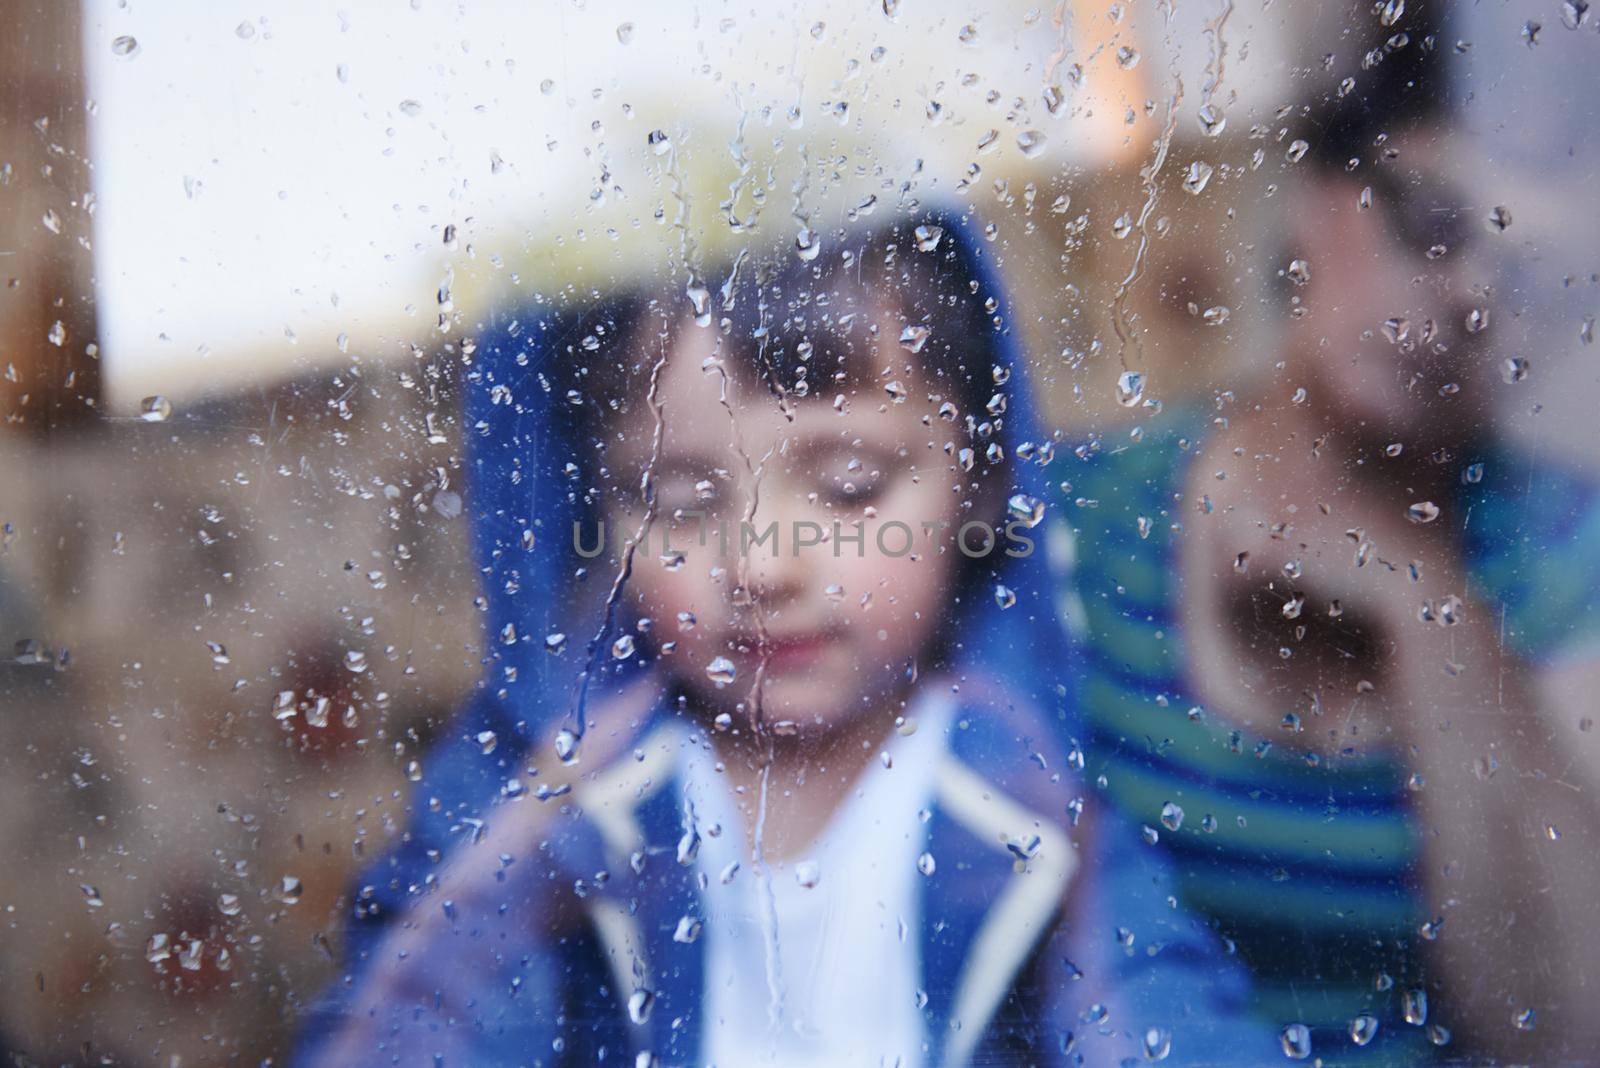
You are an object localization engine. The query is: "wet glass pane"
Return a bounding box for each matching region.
[2,1,1596,1064]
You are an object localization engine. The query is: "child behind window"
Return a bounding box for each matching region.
[296,212,1274,1066]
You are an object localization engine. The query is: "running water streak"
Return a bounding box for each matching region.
[703,353,788,1032]
[563,341,672,762]
[1109,74,1183,373]
[1042,0,1075,88]
[1201,0,1235,109]
[563,141,703,762]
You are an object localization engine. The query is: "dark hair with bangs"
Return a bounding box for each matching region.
[1305,3,1449,173]
[556,215,1016,515]
[722,219,1012,443]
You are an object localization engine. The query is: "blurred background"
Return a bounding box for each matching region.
[1,0,1596,1063]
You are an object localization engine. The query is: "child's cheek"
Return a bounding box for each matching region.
[629,551,723,656]
[863,550,955,632]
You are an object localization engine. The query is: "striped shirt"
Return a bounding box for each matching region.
[1052,413,1600,1065]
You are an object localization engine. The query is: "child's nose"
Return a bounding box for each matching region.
[741,500,813,607]
[744,531,809,607]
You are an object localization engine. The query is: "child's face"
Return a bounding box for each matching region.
[605,315,976,732]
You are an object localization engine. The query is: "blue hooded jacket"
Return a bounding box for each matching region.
[294,209,1278,1066]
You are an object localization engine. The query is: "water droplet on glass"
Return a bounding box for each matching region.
[555,728,581,765]
[111,35,140,58]
[616,21,635,44]
[794,861,820,888]
[1286,259,1311,286]
[913,224,943,252]
[1382,317,1411,345]
[1142,1027,1172,1061]
[1007,493,1046,528]
[1349,1014,1379,1046]
[139,395,173,422]
[647,129,671,155]
[899,325,931,353]
[612,634,636,660]
[917,852,936,876]
[277,875,304,905]
[218,893,242,917]
[1502,356,1530,383]
[1406,501,1440,525]
[1115,370,1146,408]
[1279,1023,1312,1060]
[1403,986,1428,1025]
[1115,46,1140,69]
[1465,307,1489,334]
[1160,802,1184,832]
[1016,130,1047,158]
[795,227,821,261]
[476,730,499,754]
[343,649,368,673]
[1379,0,1406,27]
[705,657,736,686]
[994,585,1016,610]
[1180,161,1215,196]
[1202,305,1231,327]
[627,988,655,1024]
[1197,104,1226,137]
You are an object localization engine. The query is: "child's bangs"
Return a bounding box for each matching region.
[718,220,1004,422]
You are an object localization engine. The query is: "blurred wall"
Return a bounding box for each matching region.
[0,0,100,431]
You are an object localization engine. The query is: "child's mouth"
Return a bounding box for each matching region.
[756,631,837,673]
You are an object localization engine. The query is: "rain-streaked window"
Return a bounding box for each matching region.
[3,2,1597,1065]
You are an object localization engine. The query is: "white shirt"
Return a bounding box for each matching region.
[681,691,955,1068]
